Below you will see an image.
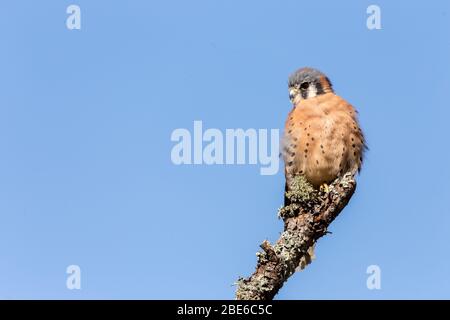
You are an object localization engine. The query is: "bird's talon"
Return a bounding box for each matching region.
[320,183,329,193]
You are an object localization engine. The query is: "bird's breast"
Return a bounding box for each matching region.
[283,94,363,188]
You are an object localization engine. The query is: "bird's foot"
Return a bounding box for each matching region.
[319,183,330,193]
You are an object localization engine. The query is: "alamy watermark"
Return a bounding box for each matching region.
[366,264,381,290]
[66,4,81,30]
[170,121,280,175]
[367,5,382,30]
[66,265,81,290]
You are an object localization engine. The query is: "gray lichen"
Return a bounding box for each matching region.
[278,175,318,219]
[286,175,317,202]
[236,172,357,300]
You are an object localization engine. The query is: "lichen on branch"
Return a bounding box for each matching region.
[235,172,357,300]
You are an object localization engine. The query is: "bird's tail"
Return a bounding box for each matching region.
[296,243,316,272]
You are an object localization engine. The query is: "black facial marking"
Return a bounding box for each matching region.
[315,81,324,95]
[288,68,333,100]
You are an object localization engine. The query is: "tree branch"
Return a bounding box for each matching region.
[235,172,357,300]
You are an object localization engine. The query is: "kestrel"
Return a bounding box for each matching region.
[282,67,367,204]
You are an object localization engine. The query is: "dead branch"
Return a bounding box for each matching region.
[235,172,357,300]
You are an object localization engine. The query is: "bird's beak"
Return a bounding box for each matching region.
[289,89,297,102]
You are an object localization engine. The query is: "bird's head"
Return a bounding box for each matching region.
[288,67,333,105]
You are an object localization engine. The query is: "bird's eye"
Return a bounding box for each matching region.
[300,82,309,90]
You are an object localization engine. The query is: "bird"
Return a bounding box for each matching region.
[282,67,367,269]
[283,67,366,196]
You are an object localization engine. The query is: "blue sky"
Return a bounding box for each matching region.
[0,0,449,299]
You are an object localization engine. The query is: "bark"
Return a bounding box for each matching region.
[235,172,357,300]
